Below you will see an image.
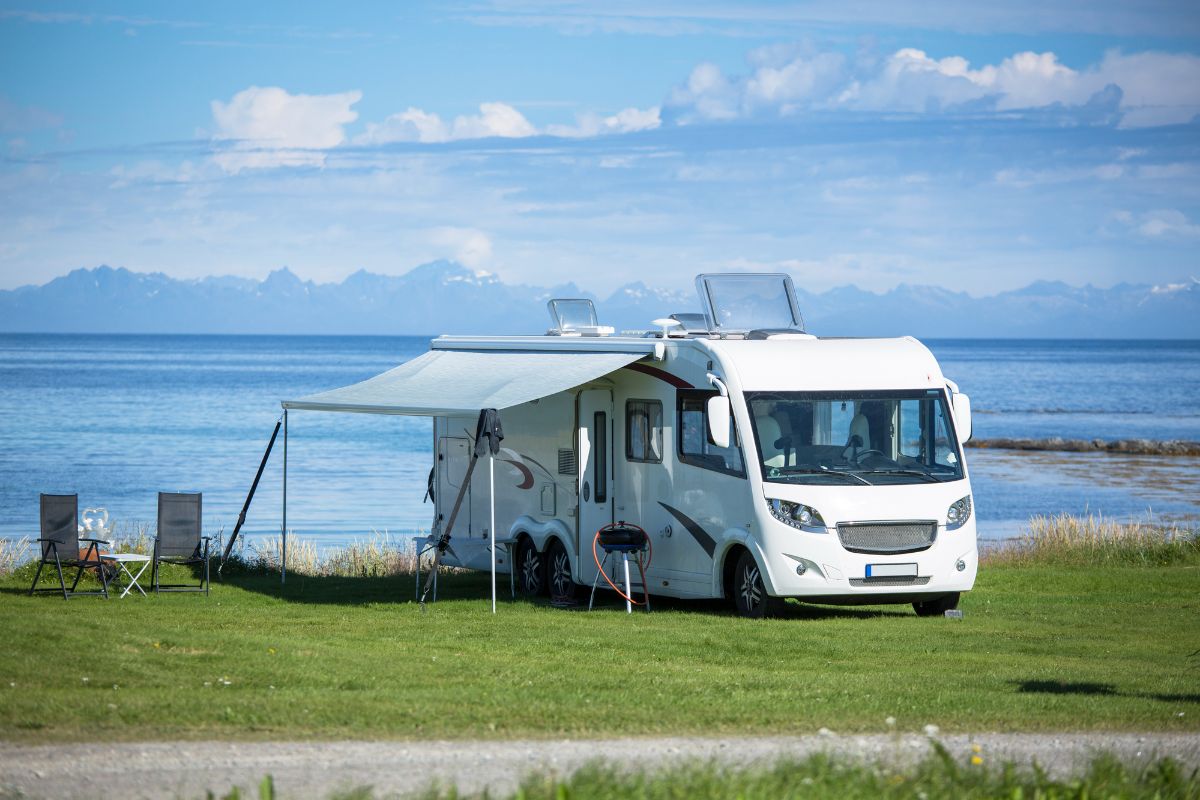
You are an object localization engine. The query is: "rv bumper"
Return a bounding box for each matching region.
[755,521,978,600]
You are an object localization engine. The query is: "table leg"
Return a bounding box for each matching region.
[124,560,149,598]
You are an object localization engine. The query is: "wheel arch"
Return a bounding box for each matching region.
[509,515,571,553]
[714,530,776,598]
[720,543,748,601]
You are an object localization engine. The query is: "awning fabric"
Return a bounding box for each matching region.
[282,348,645,416]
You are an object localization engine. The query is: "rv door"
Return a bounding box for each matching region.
[578,389,614,583]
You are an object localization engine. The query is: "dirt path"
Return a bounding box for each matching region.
[2,733,1197,799]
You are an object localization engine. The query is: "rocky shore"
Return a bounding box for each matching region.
[967,437,1200,456]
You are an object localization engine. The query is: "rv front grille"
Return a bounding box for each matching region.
[849,576,932,587]
[837,521,937,554]
[557,449,577,475]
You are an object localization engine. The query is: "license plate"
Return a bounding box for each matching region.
[865,562,918,578]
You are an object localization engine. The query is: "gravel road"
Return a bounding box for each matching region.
[2,733,1197,799]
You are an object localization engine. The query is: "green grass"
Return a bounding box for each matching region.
[2,544,1198,744]
[477,751,1200,800]
[197,752,1200,800]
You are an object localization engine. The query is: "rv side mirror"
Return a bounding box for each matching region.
[707,395,731,449]
[953,392,973,443]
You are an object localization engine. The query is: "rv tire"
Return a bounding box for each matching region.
[546,539,578,604]
[912,592,960,617]
[733,550,776,618]
[515,537,546,597]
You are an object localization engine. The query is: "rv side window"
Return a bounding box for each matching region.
[677,390,745,478]
[625,399,663,463]
[593,411,607,503]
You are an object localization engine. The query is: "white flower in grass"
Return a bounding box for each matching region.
[923,724,940,737]
[885,716,896,727]
[81,677,89,684]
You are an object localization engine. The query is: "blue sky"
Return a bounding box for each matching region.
[1,1,1198,296]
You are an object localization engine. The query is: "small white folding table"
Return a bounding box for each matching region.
[100,553,152,598]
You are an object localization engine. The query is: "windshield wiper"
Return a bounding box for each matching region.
[773,467,874,486]
[858,468,940,483]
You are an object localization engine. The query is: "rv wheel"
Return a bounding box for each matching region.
[913,593,960,617]
[733,550,774,618]
[515,538,546,596]
[546,539,578,603]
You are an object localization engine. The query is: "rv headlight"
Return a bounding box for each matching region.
[946,496,972,530]
[767,498,827,533]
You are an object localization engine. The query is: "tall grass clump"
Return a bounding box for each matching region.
[229,532,428,578]
[410,750,1200,800]
[321,530,419,577]
[108,520,155,556]
[248,533,321,576]
[985,513,1199,567]
[0,537,32,576]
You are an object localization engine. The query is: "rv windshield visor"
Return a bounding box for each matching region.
[747,389,965,486]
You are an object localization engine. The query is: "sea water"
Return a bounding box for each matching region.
[0,335,1197,549]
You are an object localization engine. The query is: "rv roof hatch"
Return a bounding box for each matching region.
[696,273,805,335]
[669,312,709,334]
[546,298,614,337]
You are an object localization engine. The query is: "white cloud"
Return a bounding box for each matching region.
[1136,209,1200,239]
[452,102,537,139]
[353,102,536,145]
[1112,209,1200,239]
[210,86,361,173]
[665,46,1200,127]
[667,62,740,121]
[429,227,494,268]
[356,107,449,144]
[546,105,661,137]
[1095,50,1200,128]
[357,101,659,144]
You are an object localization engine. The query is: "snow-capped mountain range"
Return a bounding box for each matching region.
[1,262,1197,338]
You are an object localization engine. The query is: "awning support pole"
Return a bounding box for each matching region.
[489,453,496,614]
[282,408,288,586]
[219,417,282,574]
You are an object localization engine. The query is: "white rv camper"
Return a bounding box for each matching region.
[423,274,977,617]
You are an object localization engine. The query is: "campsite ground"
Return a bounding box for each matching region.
[0,554,1197,741]
[0,539,1198,797]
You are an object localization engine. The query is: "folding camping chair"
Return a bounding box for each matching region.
[28,493,110,599]
[152,492,211,594]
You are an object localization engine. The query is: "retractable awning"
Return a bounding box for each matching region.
[281,348,646,416]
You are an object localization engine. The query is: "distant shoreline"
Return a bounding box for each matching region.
[967,437,1200,456]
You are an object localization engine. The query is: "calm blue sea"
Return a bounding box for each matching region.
[1,335,1197,548]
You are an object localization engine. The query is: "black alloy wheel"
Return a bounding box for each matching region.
[733,549,774,618]
[546,539,578,603]
[515,538,545,596]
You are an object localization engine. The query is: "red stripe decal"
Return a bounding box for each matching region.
[624,363,694,389]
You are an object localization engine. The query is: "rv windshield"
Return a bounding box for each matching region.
[746,390,965,485]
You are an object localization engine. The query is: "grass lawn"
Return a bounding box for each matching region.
[1,556,1198,743]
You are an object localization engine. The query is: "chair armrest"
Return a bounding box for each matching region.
[35,538,58,543]
[79,537,110,544]
[201,536,213,541]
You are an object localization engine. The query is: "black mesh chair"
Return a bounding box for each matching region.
[28,493,110,599]
[152,492,210,595]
